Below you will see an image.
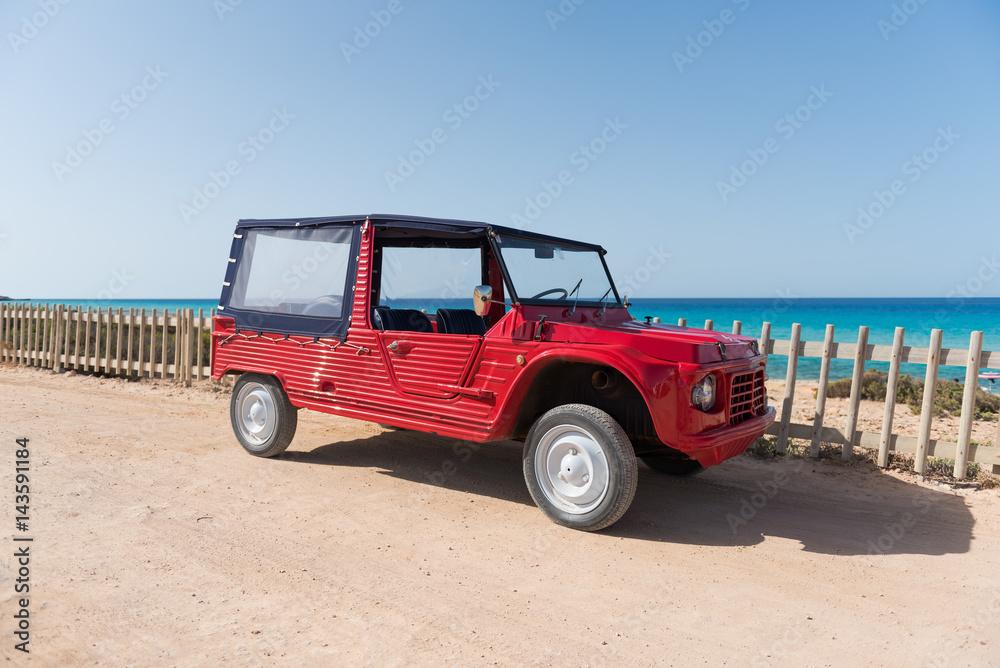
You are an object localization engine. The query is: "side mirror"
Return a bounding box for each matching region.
[473,285,493,316]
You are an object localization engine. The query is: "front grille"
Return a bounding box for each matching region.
[729,370,766,426]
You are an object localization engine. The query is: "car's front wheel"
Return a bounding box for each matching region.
[230,373,297,457]
[523,404,638,531]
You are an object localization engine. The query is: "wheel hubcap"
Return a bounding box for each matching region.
[236,382,277,445]
[534,425,610,515]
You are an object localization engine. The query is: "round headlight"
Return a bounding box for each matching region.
[691,375,716,412]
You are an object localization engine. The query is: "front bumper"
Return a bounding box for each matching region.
[677,407,776,467]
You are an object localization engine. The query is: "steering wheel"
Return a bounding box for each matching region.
[529,288,569,300]
[302,295,343,316]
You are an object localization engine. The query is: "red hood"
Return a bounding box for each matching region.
[514,307,761,365]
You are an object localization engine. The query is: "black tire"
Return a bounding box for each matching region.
[639,453,705,477]
[230,373,298,457]
[523,404,638,532]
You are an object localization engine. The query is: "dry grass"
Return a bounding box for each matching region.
[747,436,1000,490]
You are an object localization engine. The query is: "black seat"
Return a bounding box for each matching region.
[372,306,434,333]
[435,309,487,336]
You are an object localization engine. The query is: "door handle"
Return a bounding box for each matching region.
[387,341,398,353]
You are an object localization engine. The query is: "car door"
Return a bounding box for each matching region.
[371,243,492,407]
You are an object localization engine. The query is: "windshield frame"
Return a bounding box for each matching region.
[489,232,624,309]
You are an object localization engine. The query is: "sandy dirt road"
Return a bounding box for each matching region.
[1,364,999,667]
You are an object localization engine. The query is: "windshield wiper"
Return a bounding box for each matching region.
[595,287,613,317]
[566,278,583,316]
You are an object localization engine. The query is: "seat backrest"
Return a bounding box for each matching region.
[435,309,487,336]
[372,307,434,333]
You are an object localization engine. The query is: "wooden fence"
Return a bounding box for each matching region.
[667,317,1000,479]
[0,303,215,386]
[3,304,999,478]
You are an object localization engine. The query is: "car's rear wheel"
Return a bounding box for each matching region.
[523,404,638,531]
[230,373,297,457]
[639,453,705,477]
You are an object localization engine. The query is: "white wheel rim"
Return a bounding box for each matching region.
[236,382,277,445]
[534,424,610,515]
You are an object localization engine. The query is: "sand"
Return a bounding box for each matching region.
[1,364,999,666]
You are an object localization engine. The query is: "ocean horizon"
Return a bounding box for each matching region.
[8,297,999,387]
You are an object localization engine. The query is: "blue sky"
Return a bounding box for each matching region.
[1,0,998,300]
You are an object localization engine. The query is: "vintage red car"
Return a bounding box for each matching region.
[212,214,775,530]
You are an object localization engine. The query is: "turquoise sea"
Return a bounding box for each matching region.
[12,297,1000,388]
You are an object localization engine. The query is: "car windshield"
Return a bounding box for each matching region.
[495,234,620,306]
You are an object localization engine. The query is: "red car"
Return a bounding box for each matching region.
[212,214,775,531]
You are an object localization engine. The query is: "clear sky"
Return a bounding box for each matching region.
[1,0,998,300]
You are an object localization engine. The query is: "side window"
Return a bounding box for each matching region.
[379,247,482,313]
[231,228,353,317]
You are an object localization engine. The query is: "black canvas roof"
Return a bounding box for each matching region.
[235,214,605,253]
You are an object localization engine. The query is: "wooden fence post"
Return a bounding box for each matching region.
[185,308,194,387]
[72,308,82,370]
[195,308,204,381]
[732,320,742,335]
[777,323,801,454]
[161,310,170,379]
[126,309,135,376]
[759,321,772,356]
[42,304,51,368]
[32,304,40,366]
[140,310,149,377]
[0,302,5,362]
[83,307,93,372]
[914,329,943,476]
[114,308,123,374]
[94,308,103,372]
[878,327,906,468]
[103,307,111,374]
[842,326,870,460]
[810,324,835,457]
[54,304,62,369]
[19,304,26,365]
[63,307,72,371]
[953,331,983,479]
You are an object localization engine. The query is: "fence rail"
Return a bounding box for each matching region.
[0,303,215,386]
[3,305,999,478]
